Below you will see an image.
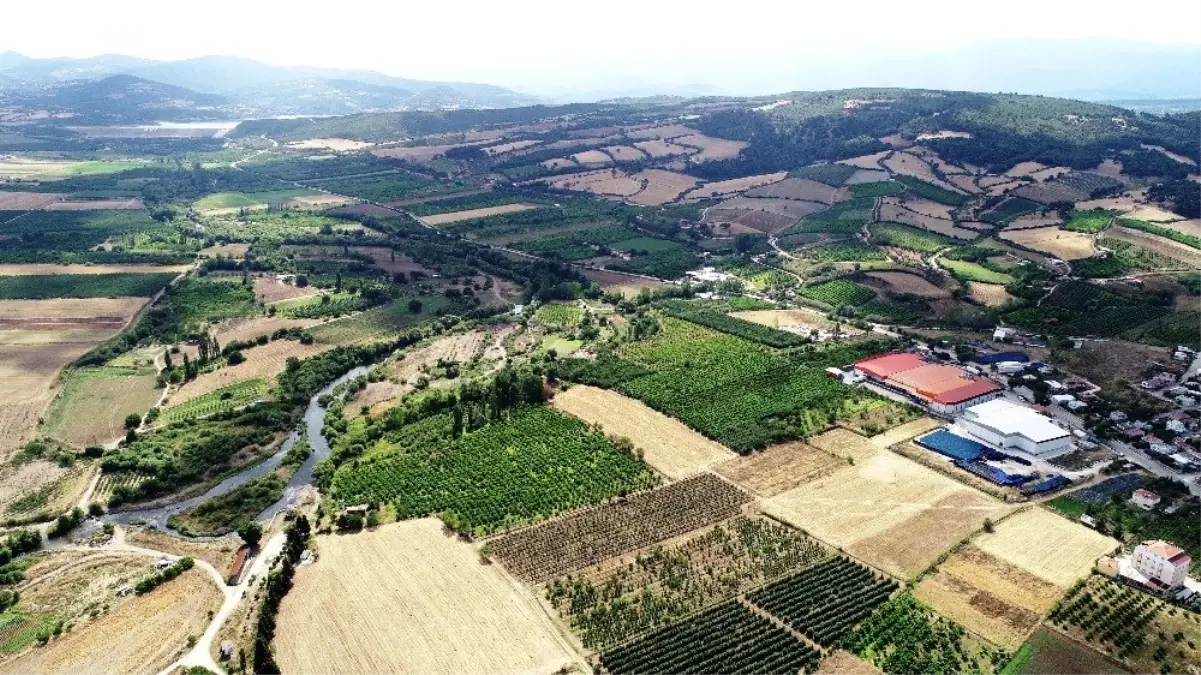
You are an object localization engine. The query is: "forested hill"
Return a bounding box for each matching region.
[231,88,1200,182]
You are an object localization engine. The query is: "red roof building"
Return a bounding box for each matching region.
[934,379,1003,405]
[854,353,925,380]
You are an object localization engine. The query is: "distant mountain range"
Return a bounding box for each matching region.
[0,52,541,121]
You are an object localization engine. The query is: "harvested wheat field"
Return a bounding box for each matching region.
[626,169,699,206]
[845,168,891,184]
[1000,227,1096,260]
[946,174,983,194]
[552,385,735,479]
[0,298,146,457]
[275,519,583,675]
[805,428,877,462]
[973,508,1119,588]
[482,140,541,156]
[253,275,320,304]
[1005,161,1048,178]
[545,170,643,198]
[1108,226,1201,267]
[840,151,890,170]
[864,271,950,298]
[673,134,747,162]
[915,545,1064,649]
[199,242,249,258]
[968,282,1015,307]
[745,177,843,203]
[165,339,333,407]
[419,203,539,226]
[764,449,1014,579]
[684,172,788,200]
[632,139,694,158]
[879,203,977,239]
[883,153,963,193]
[1028,167,1071,182]
[288,138,374,151]
[603,145,647,162]
[711,196,827,220]
[0,564,221,675]
[730,308,852,336]
[46,198,145,210]
[539,157,577,170]
[702,208,798,234]
[570,149,613,167]
[625,124,698,141]
[0,191,65,209]
[887,197,956,220]
[716,441,845,496]
[0,263,189,276]
[580,269,665,297]
[815,650,883,675]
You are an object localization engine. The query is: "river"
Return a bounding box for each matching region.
[105,366,370,535]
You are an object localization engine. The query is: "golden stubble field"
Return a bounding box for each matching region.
[972,508,1119,587]
[551,385,736,479]
[0,297,147,458]
[0,554,221,675]
[763,445,1014,579]
[1000,226,1097,260]
[274,519,584,675]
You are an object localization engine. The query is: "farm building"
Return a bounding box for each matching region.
[853,352,1002,414]
[974,351,1029,365]
[956,399,1071,455]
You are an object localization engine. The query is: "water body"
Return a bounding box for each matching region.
[106,366,370,535]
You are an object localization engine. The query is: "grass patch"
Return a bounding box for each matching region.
[870,223,950,253]
[1063,209,1113,234]
[799,279,877,307]
[941,259,1014,284]
[534,302,582,327]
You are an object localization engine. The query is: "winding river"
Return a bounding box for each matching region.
[105,366,370,535]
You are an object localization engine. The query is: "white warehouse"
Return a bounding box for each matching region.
[957,399,1071,455]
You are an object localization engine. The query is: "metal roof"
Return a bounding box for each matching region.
[962,399,1070,443]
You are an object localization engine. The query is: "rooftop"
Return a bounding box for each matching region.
[1142,540,1191,564]
[855,352,924,380]
[962,399,1070,443]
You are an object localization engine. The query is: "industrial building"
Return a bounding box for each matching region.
[853,352,1002,414]
[956,399,1072,455]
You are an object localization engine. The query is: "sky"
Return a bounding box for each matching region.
[4,0,1201,97]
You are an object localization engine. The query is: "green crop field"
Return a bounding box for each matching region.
[1117,218,1201,249]
[0,273,177,299]
[798,279,877,306]
[305,173,460,202]
[309,294,452,344]
[657,299,807,348]
[560,318,894,451]
[940,259,1014,284]
[330,406,657,535]
[790,163,856,186]
[981,197,1042,224]
[611,237,682,253]
[534,302,582,327]
[193,189,319,210]
[1063,209,1113,234]
[850,181,903,198]
[845,594,1006,674]
[160,379,268,424]
[801,242,887,262]
[894,176,969,206]
[786,198,874,235]
[870,223,950,253]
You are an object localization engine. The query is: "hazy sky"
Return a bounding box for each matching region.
[5,0,1201,96]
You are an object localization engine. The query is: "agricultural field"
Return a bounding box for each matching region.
[799,279,877,307]
[1004,628,1129,675]
[0,462,93,524]
[489,473,751,583]
[728,308,857,337]
[0,273,176,300]
[715,440,846,495]
[791,163,858,186]
[845,593,1009,674]
[274,518,584,675]
[863,271,950,298]
[914,546,1065,649]
[580,317,894,451]
[0,297,147,458]
[747,556,898,647]
[160,378,267,424]
[532,301,581,327]
[309,294,451,344]
[1000,226,1097,260]
[551,385,736,479]
[600,600,820,675]
[1049,574,1201,674]
[802,242,887,262]
[418,203,538,226]
[968,282,1015,307]
[0,555,220,675]
[192,189,320,211]
[41,366,161,447]
[1063,209,1114,234]
[548,516,829,649]
[165,340,329,408]
[764,449,1015,579]
[330,406,658,535]
[941,259,1014,284]
[870,223,951,253]
[972,508,1118,588]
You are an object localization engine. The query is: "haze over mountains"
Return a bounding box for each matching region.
[0,38,1198,122]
